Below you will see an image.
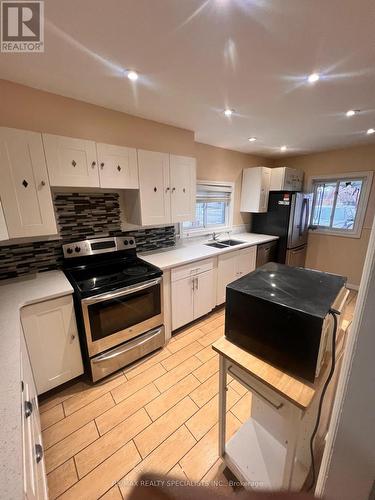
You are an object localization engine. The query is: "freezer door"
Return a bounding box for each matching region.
[286,245,307,267]
[288,193,313,248]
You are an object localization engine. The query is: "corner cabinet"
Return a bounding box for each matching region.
[0,127,57,238]
[240,166,271,213]
[43,133,99,188]
[21,294,84,395]
[216,246,257,305]
[96,143,139,189]
[126,150,196,226]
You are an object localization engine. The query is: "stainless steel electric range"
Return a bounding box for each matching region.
[63,236,164,382]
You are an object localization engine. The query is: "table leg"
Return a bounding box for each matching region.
[218,355,227,457]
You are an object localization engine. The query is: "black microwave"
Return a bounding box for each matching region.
[225,263,346,382]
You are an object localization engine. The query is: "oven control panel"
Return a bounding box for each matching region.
[63,237,136,258]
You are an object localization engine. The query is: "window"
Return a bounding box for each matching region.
[310,172,373,238]
[182,181,234,235]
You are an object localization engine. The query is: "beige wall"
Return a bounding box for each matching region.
[0,79,266,228]
[284,144,375,285]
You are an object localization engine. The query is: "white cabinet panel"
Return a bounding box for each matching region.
[43,133,99,187]
[217,247,257,305]
[170,155,196,222]
[193,270,215,321]
[21,295,83,395]
[240,166,271,213]
[171,275,194,330]
[137,149,171,226]
[97,143,139,189]
[0,200,9,241]
[0,127,57,238]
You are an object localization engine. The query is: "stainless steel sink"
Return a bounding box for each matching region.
[218,239,246,246]
[205,242,228,249]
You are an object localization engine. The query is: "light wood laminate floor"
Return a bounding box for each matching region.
[40,291,357,500]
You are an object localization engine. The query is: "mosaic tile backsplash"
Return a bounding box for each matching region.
[0,192,176,280]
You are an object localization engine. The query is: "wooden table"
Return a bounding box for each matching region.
[213,288,349,491]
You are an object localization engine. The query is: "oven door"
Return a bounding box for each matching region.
[81,277,163,356]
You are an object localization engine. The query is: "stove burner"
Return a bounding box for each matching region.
[123,265,149,276]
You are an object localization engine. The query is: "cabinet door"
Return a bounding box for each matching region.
[170,155,196,222]
[236,247,257,278]
[0,127,57,238]
[97,143,139,189]
[138,149,171,226]
[171,276,194,330]
[43,133,99,187]
[193,270,215,320]
[259,167,271,212]
[21,295,83,395]
[0,200,9,241]
[216,251,238,305]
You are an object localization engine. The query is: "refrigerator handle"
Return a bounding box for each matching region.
[299,198,307,236]
[304,198,310,233]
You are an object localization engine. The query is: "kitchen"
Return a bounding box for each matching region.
[0,2,374,500]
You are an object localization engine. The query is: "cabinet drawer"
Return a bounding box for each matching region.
[171,258,215,282]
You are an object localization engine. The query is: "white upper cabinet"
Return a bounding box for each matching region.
[0,127,57,238]
[43,133,99,187]
[137,149,171,226]
[170,155,196,222]
[0,200,9,241]
[270,167,304,191]
[240,166,271,213]
[96,143,139,189]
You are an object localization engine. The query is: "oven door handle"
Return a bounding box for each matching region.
[81,277,162,305]
[91,327,163,363]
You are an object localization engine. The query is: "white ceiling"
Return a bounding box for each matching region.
[1,0,375,157]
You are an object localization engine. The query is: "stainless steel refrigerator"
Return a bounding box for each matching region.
[251,192,313,267]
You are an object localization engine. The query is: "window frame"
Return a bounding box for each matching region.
[308,171,373,239]
[180,180,235,238]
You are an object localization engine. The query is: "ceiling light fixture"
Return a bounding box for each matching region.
[346,109,359,117]
[127,70,139,81]
[280,145,287,152]
[248,137,257,142]
[367,128,375,135]
[307,73,320,84]
[224,108,234,117]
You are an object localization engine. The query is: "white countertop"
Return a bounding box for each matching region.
[0,270,73,500]
[140,232,278,270]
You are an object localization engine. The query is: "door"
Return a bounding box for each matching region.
[97,143,139,189]
[43,133,99,187]
[0,127,57,238]
[0,200,8,241]
[171,276,194,330]
[170,155,196,222]
[216,251,238,305]
[138,149,171,225]
[286,245,307,267]
[193,270,215,320]
[236,247,257,278]
[21,295,83,395]
[288,193,312,249]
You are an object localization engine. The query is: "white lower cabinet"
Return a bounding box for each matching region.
[21,332,48,500]
[216,247,257,305]
[171,258,215,331]
[21,294,84,395]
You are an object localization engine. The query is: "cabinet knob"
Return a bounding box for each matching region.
[117,165,122,172]
[154,187,157,192]
[100,162,105,169]
[72,160,77,167]
[22,179,28,188]
[41,180,46,187]
[183,188,186,193]
[35,444,44,464]
[166,187,170,192]
[71,334,76,341]
[172,187,176,192]
[25,400,33,418]
[91,161,96,168]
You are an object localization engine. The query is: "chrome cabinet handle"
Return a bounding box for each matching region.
[35,444,43,464]
[196,277,199,290]
[72,160,77,167]
[25,401,33,418]
[192,278,195,291]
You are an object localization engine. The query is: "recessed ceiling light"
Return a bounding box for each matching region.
[346,109,359,117]
[224,108,234,117]
[127,70,139,81]
[280,145,287,152]
[367,128,375,135]
[307,73,320,84]
[248,137,257,142]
